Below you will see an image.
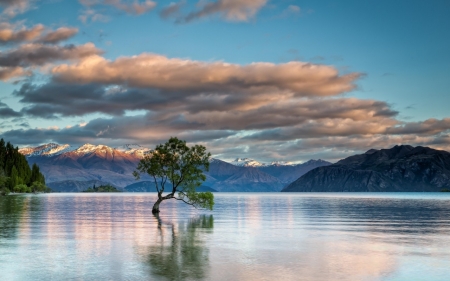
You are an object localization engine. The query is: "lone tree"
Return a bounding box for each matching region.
[133,137,214,213]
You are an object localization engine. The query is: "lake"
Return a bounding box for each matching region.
[1,193,450,281]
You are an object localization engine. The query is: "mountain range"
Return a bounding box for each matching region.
[20,143,331,192]
[282,145,450,192]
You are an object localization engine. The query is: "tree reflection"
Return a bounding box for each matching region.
[143,214,214,281]
[0,195,27,240]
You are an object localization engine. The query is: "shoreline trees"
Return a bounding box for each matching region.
[0,139,48,195]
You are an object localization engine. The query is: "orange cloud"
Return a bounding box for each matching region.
[52,54,361,97]
[183,0,267,22]
[0,23,78,44]
[0,23,44,43]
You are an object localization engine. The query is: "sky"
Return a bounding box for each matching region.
[0,0,449,163]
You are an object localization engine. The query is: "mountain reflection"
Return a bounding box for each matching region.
[299,196,450,238]
[142,214,214,281]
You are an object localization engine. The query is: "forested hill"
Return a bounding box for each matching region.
[0,138,46,194]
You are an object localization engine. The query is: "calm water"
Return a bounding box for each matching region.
[1,193,450,281]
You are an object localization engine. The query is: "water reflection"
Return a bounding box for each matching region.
[207,194,450,281]
[299,197,450,238]
[0,194,450,281]
[0,195,27,239]
[141,214,214,281]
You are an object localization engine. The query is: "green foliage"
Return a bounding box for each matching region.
[134,137,213,212]
[181,189,214,210]
[10,166,18,190]
[0,168,8,189]
[14,184,29,193]
[440,188,450,192]
[30,163,45,185]
[31,181,51,193]
[83,184,121,192]
[0,138,47,193]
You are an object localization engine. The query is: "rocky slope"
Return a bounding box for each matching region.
[282,145,450,192]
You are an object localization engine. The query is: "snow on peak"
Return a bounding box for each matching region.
[116,144,150,157]
[74,144,115,154]
[20,143,151,158]
[19,143,73,157]
[270,161,294,166]
[209,158,223,163]
[117,144,143,151]
[230,158,266,167]
[229,158,299,167]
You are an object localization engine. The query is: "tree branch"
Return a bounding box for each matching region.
[152,175,160,193]
[161,174,168,192]
[174,196,197,208]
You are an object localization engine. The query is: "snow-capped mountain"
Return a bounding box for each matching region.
[19,143,74,157]
[115,144,150,158]
[18,143,332,192]
[229,158,297,167]
[20,143,150,159]
[230,158,266,167]
[269,161,294,166]
[20,143,145,188]
[72,144,115,155]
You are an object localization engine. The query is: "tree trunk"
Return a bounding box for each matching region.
[152,198,163,213]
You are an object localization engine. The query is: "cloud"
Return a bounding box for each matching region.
[0,66,29,80]
[15,80,396,129]
[0,43,101,76]
[385,118,450,135]
[181,0,267,23]
[78,8,111,23]
[0,0,32,18]
[0,114,236,147]
[12,78,450,162]
[0,23,78,44]
[160,1,185,20]
[0,101,22,117]
[180,98,398,131]
[51,54,361,97]
[106,0,156,15]
[278,4,300,18]
[0,21,85,80]
[3,114,450,163]
[4,50,450,162]
[12,52,450,161]
[37,27,79,44]
[0,43,102,80]
[287,5,300,13]
[78,0,156,22]
[0,23,44,44]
